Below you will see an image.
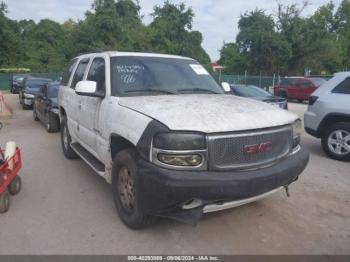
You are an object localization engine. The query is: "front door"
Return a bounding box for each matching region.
[78,56,107,159]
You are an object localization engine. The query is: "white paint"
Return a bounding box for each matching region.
[118,94,299,133]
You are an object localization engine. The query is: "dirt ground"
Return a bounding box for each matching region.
[0,94,349,255]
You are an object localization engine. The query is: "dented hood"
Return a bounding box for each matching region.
[118,94,298,133]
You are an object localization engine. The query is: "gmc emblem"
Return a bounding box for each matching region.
[243,142,272,154]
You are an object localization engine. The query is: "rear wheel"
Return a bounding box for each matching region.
[46,113,59,133]
[112,148,156,229]
[321,122,350,161]
[9,176,21,195]
[60,117,78,159]
[0,189,10,213]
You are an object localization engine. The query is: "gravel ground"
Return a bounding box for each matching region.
[0,94,349,255]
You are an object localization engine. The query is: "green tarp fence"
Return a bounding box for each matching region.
[0,73,61,90]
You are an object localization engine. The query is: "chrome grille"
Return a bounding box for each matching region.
[208,126,293,170]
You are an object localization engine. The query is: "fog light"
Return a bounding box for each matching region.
[157,154,202,167]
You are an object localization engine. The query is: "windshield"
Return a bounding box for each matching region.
[110,56,223,96]
[310,78,327,87]
[232,85,272,98]
[27,79,50,89]
[47,85,59,98]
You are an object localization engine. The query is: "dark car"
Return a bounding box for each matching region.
[19,77,52,109]
[33,82,60,132]
[10,74,30,94]
[230,84,288,110]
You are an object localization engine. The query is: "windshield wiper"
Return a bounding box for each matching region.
[124,89,177,95]
[178,88,219,94]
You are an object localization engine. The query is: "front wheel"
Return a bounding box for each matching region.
[60,117,78,159]
[33,106,39,121]
[112,149,157,229]
[321,122,350,161]
[0,189,10,213]
[9,176,21,195]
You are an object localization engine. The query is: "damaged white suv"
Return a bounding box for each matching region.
[58,51,309,228]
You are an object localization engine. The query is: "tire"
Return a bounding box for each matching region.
[0,189,10,213]
[46,113,60,133]
[9,176,21,195]
[33,106,39,121]
[112,148,157,229]
[60,117,78,159]
[321,122,350,161]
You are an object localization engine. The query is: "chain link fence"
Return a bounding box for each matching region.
[0,73,61,90]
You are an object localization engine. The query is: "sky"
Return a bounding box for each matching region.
[4,0,343,61]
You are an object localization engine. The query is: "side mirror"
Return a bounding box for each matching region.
[75,81,101,97]
[221,82,231,93]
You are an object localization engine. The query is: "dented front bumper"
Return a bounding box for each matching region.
[136,146,309,224]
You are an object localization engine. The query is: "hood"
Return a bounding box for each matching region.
[118,94,298,133]
[24,87,40,95]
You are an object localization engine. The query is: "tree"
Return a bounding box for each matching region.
[236,10,291,74]
[149,1,210,66]
[0,2,22,67]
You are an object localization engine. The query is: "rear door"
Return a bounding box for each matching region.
[298,79,314,100]
[331,77,350,114]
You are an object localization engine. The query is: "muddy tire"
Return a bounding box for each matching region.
[112,148,157,229]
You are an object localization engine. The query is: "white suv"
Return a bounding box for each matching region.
[305,72,350,161]
[58,51,309,228]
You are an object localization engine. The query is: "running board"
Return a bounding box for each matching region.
[71,143,105,176]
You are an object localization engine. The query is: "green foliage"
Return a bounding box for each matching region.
[0,0,210,72]
[220,0,350,75]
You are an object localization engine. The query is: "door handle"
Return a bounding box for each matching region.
[78,104,82,110]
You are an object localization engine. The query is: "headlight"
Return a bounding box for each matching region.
[152,132,207,170]
[24,93,35,98]
[157,154,202,167]
[292,119,302,148]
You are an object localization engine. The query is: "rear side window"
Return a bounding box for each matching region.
[71,58,90,89]
[87,58,106,93]
[61,59,78,86]
[333,78,350,94]
[298,80,311,88]
[280,78,296,86]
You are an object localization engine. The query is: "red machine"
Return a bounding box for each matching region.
[0,125,22,213]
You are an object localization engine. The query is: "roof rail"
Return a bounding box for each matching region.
[75,48,118,57]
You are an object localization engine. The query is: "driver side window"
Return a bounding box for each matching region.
[87,57,106,95]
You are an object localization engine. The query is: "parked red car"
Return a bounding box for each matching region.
[274,77,327,102]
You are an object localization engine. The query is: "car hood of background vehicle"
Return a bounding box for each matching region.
[118,94,298,133]
[24,87,40,95]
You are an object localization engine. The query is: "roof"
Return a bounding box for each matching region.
[74,50,193,61]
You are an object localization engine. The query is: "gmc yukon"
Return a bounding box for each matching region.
[58,51,309,229]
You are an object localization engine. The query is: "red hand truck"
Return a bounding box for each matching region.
[0,126,22,213]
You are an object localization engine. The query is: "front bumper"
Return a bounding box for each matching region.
[137,146,309,223]
[23,98,33,106]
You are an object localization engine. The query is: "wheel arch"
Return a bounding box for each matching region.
[318,113,350,135]
[110,134,136,161]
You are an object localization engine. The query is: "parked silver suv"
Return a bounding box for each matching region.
[304,72,350,161]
